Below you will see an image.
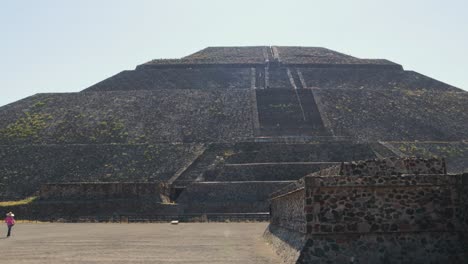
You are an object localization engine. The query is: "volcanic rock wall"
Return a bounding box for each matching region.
[173,141,379,214]
[3,182,175,219]
[40,182,169,201]
[310,157,447,177]
[270,188,305,233]
[84,68,253,91]
[2,199,178,220]
[0,144,201,199]
[314,88,468,141]
[385,141,468,173]
[177,181,291,213]
[266,158,468,264]
[298,68,459,91]
[256,89,329,136]
[208,163,334,182]
[222,142,377,164]
[0,89,254,144]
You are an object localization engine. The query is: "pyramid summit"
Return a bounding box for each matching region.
[137,46,401,68]
[0,46,467,209]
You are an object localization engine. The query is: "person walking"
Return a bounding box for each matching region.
[5,212,15,237]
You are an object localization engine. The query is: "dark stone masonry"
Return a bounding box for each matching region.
[39,182,170,201]
[265,158,468,263]
[0,46,467,262]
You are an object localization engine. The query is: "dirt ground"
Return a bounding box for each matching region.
[0,222,282,264]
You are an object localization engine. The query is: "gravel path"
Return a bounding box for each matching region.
[0,222,281,264]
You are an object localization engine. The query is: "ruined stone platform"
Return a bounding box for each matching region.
[265,158,468,264]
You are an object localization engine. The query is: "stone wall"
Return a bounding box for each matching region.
[299,68,459,91]
[270,189,305,233]
[296,233,467,264]
[139,46,401,69]
[208,163,334,182]
[313,88,468,141]
[0,143,201,199]
[303,173,465,234]
[256,89,330,136]
[308,164,342,178]
[177,181,291,213]
[0,139,379,201]
[0,89,254,144]
[84,67,253,92]
[173,141,378,185]
[2,200,178,220]
[267,67,293,89]
[220,141,377,164]
[387,141,468,173]
[263,225,306,264]
[311,157,446,177]
[267,158,468,263]
[275,47,399,67]
[40,182,169,201]
[139,46,267,67]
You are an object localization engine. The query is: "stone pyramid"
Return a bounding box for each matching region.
[0,46,467,216]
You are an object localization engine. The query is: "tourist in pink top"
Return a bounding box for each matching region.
[5,212,15,237]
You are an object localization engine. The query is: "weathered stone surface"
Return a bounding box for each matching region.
[208,141,377,164]
[210,163,331,182]
[310,157,447,177]
[0,143,201,199]
[275,46,400,67]
[1,199,178,220]
[0,46,467,227]
[270,189,305,233]
[387,142,468,173]
[299,68,458,91]
[304,175,465,233]
[40,182,169,201]
[264,225,307,264]
[177,181,291,213]
[297,233,468,264]
[0,90,254,144]
[173,141,378,186]
[84,68,253,91]
[314,88,468,141]
[267,158,468,263]
[139,46,401,68]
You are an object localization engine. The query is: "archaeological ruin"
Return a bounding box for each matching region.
[0,46,467,262]
[265,157,467,263]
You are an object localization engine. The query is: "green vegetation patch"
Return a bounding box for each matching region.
[53,112,129,144]
[0,196,38,207]
[396,142,468,158]
[0,112,52,142]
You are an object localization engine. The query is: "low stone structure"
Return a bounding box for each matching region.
[310,157,447,177]
[1,182,175,220]
[177,181,291,214]
[40,182,170,201]
[3,199,178,221]
[265,158,468,264]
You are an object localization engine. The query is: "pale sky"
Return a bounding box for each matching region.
[1,0,467,107]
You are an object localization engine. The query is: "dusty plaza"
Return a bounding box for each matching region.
[0,223,281,264]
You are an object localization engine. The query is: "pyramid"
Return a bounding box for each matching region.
[0,46,467,217]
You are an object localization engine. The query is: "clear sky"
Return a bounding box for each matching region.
[1,0,467,107]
